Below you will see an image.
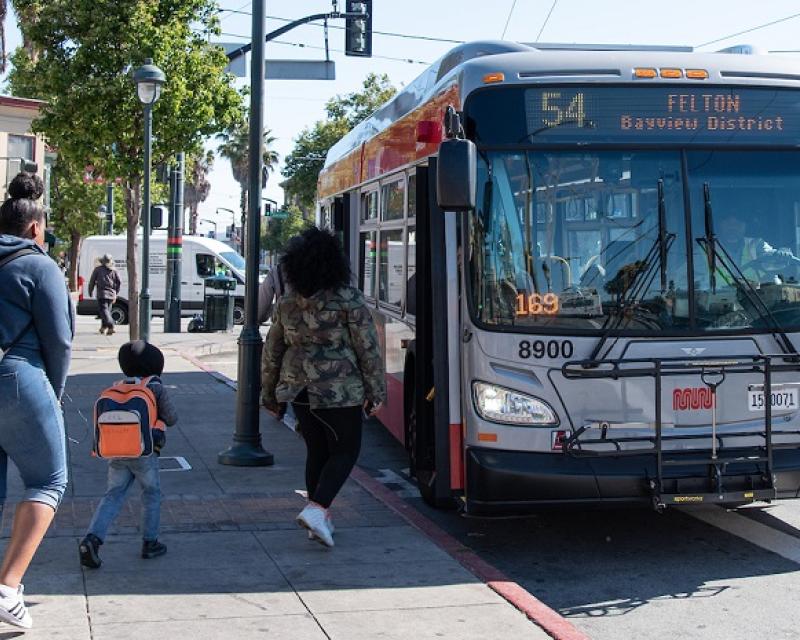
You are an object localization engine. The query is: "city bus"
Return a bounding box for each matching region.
[317,40,800,514]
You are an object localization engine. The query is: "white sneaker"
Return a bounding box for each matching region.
[297,504,334,548]
[308,513,334,540]
[0,583,32,629]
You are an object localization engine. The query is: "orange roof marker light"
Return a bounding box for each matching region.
[660,68,683,79]
[686,69,709,79]
[483,72,505,84]
[634,67,657,78]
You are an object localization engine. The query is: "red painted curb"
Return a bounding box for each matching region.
[173,348,589,640]
[350,467,591,640]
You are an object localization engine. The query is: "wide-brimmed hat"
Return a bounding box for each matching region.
[99,253,113,265]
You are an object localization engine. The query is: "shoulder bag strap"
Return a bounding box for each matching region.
[0,248,39,358]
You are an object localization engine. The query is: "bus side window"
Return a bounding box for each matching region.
[359,230,377,299]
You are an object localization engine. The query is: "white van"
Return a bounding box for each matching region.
[77,233,247,325]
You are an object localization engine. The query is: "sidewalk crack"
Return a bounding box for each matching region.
[250,531,332,640]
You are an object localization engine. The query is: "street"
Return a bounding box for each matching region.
[190,324,800,640]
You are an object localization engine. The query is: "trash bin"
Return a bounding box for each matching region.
[203,276,236,331]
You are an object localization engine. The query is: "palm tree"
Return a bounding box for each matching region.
[217,117,279,235]
[184,150,214,235]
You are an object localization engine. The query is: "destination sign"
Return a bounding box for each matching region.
[523,87,800,143]
[464,86,800,145]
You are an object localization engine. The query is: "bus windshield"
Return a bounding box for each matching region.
[467,149,800,334]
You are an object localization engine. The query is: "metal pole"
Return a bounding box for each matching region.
[139,102,153,342]
[165,153,184,333]
[106,183,114,235]
[218,0,274,466]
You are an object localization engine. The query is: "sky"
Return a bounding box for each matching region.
[4,1,800,236]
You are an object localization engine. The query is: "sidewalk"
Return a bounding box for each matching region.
[1,317,551,640]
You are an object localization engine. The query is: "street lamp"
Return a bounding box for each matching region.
[200,218,218,238]
[133,57,166,342]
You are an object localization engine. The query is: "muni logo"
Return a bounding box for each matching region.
[673,387,715,411]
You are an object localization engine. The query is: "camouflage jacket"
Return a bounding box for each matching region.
[261,286,386,409]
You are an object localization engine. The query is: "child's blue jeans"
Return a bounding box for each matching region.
[87,456,161,542]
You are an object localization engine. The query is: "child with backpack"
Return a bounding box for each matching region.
[79,341,178,569]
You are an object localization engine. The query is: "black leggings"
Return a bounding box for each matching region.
[292,390,362,509]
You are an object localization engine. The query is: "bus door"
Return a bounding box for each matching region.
[407,162,458,507]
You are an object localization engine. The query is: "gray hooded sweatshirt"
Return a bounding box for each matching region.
[0,235,74,398]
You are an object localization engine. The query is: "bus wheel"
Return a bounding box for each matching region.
[233,302,245,325]
[111,302,129,325]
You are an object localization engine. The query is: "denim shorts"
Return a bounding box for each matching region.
[0,356,68,510]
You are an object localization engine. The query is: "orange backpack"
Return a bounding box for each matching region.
[93,377,165,458]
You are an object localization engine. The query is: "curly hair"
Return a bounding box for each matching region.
[280,226,350,297]
[0,172,45,236]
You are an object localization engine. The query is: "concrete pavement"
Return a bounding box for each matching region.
[0,317,552,640]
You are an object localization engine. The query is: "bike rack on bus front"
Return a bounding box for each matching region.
[561,354,800,510]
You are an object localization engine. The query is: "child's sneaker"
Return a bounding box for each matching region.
[141,540,167,559]
[0,583,32,629]
[297,503,334,548]
[79,534,103,569]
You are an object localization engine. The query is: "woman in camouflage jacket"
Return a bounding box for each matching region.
[261,227,385,547]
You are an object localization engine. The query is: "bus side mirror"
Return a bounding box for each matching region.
[436,138,476,211]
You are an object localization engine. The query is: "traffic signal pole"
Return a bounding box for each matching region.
[218,0,274,467]
[219,1,371,467]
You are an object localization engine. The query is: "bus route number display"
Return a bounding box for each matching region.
[523,87,800,143]
[516,293,560,316]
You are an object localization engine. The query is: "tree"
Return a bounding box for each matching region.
[282,73,396,212]
[260,205,311,256]
[184,150,214,235]
[49,156,108,291]
[217,116,279,234]
[9,0,243,339]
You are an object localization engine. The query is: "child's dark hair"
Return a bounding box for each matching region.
[0,172,45,236]
[280,226,350,297]
[118,341,165,378]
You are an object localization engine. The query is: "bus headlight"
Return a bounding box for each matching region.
[472,381,558,426]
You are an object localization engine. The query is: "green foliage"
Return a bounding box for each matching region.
[8,0,244,337]
[323,72,397,128]
[260,205,311,255]
[282,73,396,212]
[50,157,108,240]
[9,0,243,181]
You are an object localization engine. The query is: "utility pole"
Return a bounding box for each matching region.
[219,1,372,467]
[218,0,274,467]
[105,184,114,234]
[164,152,184,333]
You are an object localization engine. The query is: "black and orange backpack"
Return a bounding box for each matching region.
[93,377,165,458]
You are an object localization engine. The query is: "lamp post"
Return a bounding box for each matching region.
[133,58,166,342]
[200,218,218,238]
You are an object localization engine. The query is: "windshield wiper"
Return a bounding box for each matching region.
[698,183,798,357]
[703,183,717,294]
[586,183,676,364]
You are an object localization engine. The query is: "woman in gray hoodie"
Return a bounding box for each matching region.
[0,173,72,629]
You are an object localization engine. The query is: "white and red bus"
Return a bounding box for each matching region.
[318,41,800,514]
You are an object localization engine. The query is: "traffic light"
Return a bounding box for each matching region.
[344,0,371,57]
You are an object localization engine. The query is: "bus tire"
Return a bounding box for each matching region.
[404,355,456,510]
[111,301,129,325]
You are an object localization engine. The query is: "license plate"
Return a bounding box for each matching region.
[748,388,799,412]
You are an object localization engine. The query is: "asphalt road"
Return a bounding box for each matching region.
[197,343,800,640]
